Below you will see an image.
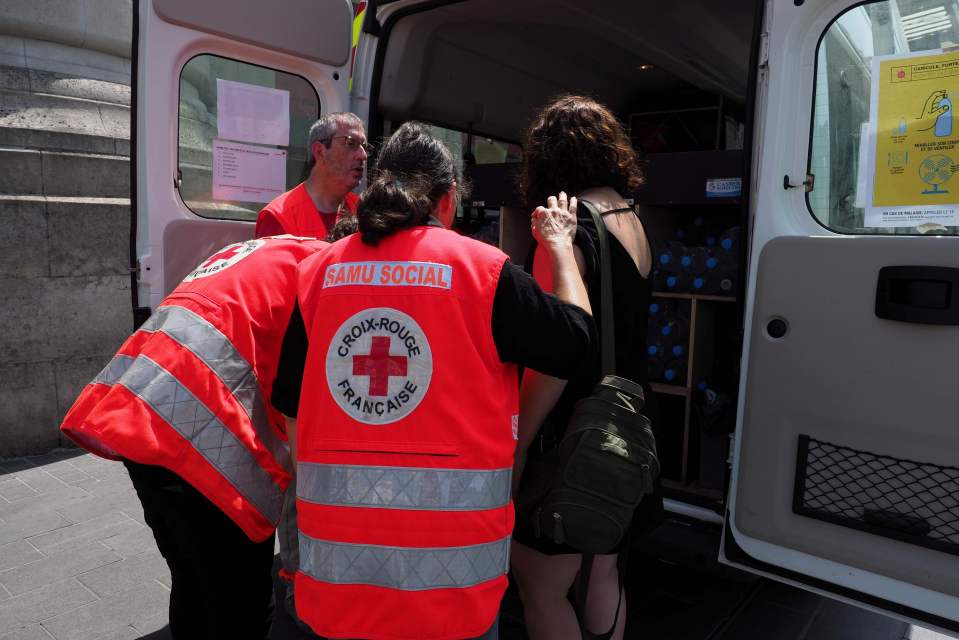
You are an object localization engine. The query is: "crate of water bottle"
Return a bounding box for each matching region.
[651,227,740,295]
[646,298,690,386]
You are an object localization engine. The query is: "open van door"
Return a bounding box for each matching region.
[133,0,355,317]
[725,0,959,633]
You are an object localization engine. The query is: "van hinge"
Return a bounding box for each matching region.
[175,169,182,190]
[727,433,736,469]
[759,31,770,69]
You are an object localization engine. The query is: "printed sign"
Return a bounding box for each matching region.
[182,239,265,282]
[867,50,959,227]
[216,79,290,147]
[705,178,742,199]
[212,140,287,204]
[326,308,433,425]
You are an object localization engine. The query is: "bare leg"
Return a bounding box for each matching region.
[510,541,582,640]
[582,553,627,640]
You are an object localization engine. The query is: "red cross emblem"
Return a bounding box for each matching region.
[199,245,244,269]
[897,70,906,79]
[353,336,408,396]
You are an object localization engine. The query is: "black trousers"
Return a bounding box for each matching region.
[125,461,276,640]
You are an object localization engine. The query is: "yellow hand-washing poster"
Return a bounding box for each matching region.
[867,50,959,227]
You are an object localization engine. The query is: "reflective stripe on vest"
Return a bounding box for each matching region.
[297,462,511,511]
[140,305,291,473]
[298,532,509,591]
[93,353,284,524]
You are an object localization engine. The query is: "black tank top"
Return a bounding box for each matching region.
[531,202,653,438]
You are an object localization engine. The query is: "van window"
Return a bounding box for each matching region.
[177,54,320,221]
[424,124,523,165]
[809,0,959,234]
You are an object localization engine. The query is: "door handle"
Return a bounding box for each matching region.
[875,266,959,325]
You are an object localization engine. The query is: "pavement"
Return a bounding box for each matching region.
[0,449,954,640]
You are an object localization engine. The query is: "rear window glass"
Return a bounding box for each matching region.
[809,0,959,234]
[177,54,320,221]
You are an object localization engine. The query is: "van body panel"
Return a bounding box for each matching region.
[135,0,352,309]
[724,0,959,632]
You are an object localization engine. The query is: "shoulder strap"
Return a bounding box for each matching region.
[581,200,615,375]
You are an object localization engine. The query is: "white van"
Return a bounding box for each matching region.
[134,0,959,634]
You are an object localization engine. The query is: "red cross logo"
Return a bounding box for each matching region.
[200,245,244,269]
[897,70,906,79]
[353,336,408,396]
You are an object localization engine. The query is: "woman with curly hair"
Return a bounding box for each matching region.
[511,95,660,640]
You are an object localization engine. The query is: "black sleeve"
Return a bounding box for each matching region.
[491,260,596,378]
[271,301,308,418]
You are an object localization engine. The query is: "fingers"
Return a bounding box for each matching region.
[569,196,577,217]
[557,191,568,211]
[546,195,558,209]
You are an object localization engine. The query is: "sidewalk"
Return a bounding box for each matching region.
[0,449,954,640]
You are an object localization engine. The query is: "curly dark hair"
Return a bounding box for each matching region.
[521,95,644,208]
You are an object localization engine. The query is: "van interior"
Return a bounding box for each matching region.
[371,0,759,511]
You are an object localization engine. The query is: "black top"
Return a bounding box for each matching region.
[271,260,596,417]
[530,204,653,439]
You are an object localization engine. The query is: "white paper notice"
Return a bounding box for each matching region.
[212,140,287,204]
[216,79,290,147]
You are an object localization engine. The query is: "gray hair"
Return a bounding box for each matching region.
[307,112,364,153]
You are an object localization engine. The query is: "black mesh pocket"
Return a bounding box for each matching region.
[794,435,959,556]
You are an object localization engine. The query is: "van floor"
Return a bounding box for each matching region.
[271,517,914,640]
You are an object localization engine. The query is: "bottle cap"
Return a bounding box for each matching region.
[648,345,658,356]
[661,325,672,336]
[693,277,704,289]
[721,238,733,250]
[666,276,678,287]
[664,369,676,381]
[672,345,684,356]
[706,257,718,269]
[660,253,671,264]
[681,255,692,267]
[649,302,660,313]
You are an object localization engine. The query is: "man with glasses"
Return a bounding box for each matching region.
[256,112,369,239]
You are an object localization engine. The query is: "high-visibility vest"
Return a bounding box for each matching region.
[295,226,518,640]
[256,184,358,239]
[61,236,329,542]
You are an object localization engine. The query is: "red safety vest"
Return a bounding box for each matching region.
[256,184,358,239]
[61,236,329,542]
[295,226,518,640]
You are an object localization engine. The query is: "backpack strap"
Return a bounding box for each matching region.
[581,200,616,375]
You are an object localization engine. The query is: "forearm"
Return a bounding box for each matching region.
[548,245,592,316]
[514,369,569,494]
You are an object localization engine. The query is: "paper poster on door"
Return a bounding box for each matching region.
[216,79,290,147]
[866,50,959,226]
[212,140,287,204]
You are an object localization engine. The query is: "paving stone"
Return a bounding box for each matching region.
[25,512,140,554]
[0,579,97,631]
[0,509,70,546]
[76,552,169,599]
[0,541,43,573]
[39,580,168,640]
[0,543,121,596]
[0,479,40,502]
[0,484,93,525]
[100,526,157,559]
[130,613,171,637]
[86,628,138,640]
[14,468,72,495]
[0,624,55,640]
[53,488,139,526]
[0,459,37,475]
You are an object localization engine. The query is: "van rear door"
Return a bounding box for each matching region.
[726,0,959,633]
[133,0,354,315]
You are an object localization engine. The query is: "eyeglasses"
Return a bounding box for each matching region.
[325,135,373,154]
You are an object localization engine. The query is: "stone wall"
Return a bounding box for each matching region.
[0,1,132,456]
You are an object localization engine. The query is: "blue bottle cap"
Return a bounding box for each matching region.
[659,252,671,264]
[693,277,704,289]
[664,369,676,381]
[648,345,658,356]
[706,257,718,269]
[661,325,672,336]
[666,276,678,288]
[681,255,692,267]
[672,345,684,357]
[721,238,733,250]
[649,302,660,313]
[696,381,708,390]
[693,216,704,226]
[706,236,717,246]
